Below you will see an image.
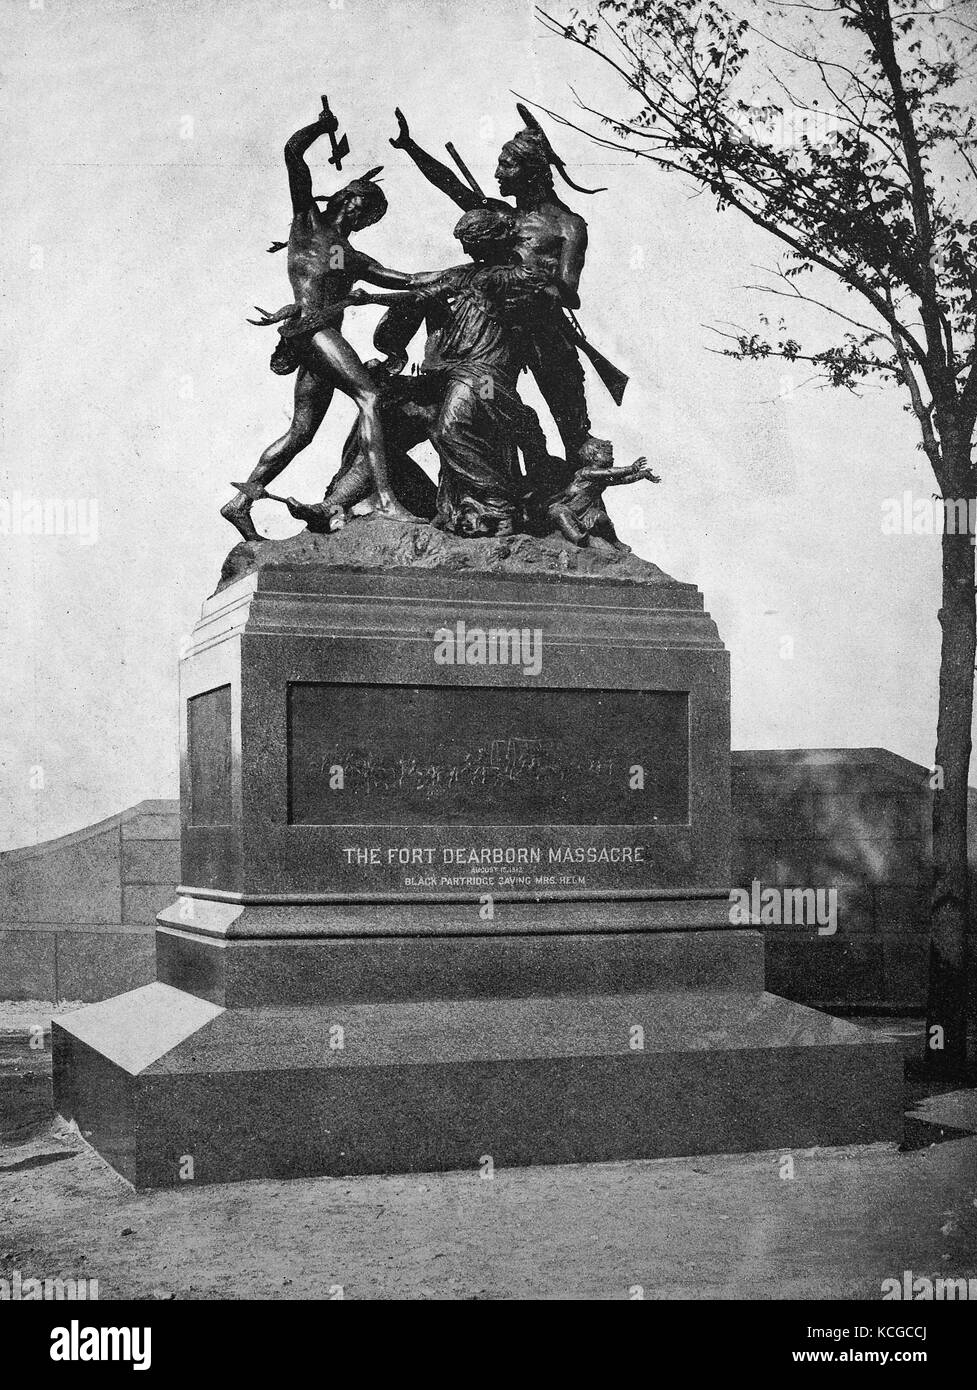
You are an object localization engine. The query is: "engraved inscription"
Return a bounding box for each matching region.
[287,682,689,827]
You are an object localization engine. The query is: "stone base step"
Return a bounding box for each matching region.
[156,924,764,1006]
[53,983,903,1188]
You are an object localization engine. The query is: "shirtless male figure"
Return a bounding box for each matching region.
[222,99,424,542]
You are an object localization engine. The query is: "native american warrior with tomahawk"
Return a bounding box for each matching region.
[221,98,438,542]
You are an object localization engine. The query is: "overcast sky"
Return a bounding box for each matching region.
[0,0,962,848]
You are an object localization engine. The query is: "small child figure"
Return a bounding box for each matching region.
[547,439,660,553]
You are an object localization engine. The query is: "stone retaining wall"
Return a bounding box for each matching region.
[0,801,177,1001]
[732,749,938,1012]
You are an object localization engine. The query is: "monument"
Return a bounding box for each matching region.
[52,97,902,1186]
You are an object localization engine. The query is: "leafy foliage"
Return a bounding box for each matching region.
[537,0,977,482]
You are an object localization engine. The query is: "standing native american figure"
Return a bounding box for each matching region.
[221,99,430,542]
[388,105,626,471]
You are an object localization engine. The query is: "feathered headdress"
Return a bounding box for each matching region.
[513,102,605,195]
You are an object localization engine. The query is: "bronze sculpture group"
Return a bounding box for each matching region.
[221,97,658,554]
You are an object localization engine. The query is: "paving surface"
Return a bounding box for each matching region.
[1,1022,976,1300]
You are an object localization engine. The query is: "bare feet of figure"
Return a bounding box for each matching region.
[220,496,258,542]
[284,497,346,533]
[221,480,271,543]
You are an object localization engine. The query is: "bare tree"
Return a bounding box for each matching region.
[537,0,977,1073]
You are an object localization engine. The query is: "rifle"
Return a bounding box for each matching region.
[565,310,629,405]
[444,141,486,201]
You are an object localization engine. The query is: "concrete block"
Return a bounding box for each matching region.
[121,809,179,841]
[123,884,179,926]
[0,928,57,1000]
[874,885,928,935]
[881,937,927,1010]
[765,934,884,1009]
[58,929,156,1002]
[0,831,121,924]
[122,839,180,886]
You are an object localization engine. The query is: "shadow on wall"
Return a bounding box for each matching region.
[733,748,975,1014]
[0,751,969,1010]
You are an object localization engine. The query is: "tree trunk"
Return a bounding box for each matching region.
[927,442,975,1077]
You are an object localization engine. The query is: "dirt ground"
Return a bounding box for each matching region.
[3,1117,977,1300]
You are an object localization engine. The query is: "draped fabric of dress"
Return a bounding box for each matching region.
[415,262,550,536]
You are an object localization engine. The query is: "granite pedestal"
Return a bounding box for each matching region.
[54,532,903,1186]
